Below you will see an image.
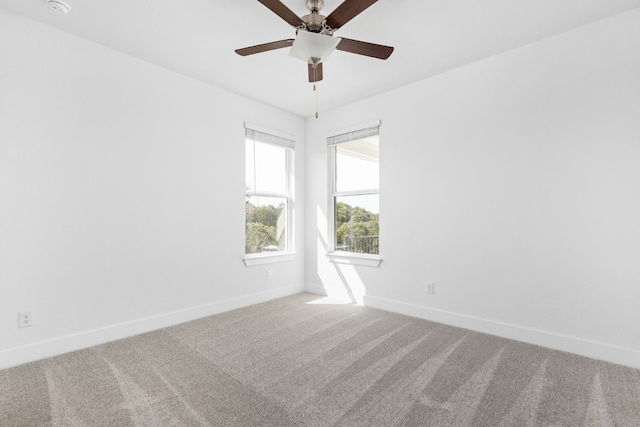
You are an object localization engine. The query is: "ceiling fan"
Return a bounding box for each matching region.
[235,0,394,83]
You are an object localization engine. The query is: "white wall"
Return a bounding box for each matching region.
[305,9,640,368]
[0,10,305,369]
[3,6,639,371]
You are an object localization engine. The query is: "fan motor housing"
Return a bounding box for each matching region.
[302,13,326,33]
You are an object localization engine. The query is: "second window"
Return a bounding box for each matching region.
[329,125,380,255]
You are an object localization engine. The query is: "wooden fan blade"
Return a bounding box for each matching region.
[308,62,323,82]
[235,39,295,56]
[325,0,378,30]
[257,0,305,27]
[336,37,393,59]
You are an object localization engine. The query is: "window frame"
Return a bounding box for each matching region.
[243,124,295,266]
[327,121,382,267]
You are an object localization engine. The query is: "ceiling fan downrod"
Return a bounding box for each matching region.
[306,0,324,13]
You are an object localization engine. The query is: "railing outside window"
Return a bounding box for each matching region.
[343,235,379,254]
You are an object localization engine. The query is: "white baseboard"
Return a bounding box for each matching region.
[364,295,640,370]
[305,283,329,296]
[0,284,304,370]
[304,283,362,303]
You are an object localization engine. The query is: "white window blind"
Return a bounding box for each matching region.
[246,128,295,149]
[327,125,379,146]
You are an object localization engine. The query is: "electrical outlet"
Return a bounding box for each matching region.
[426,282,435,295]
[18,311,33,328]
[266,269,273,280]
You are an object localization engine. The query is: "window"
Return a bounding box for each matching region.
[329,123,380,256]
[245,126,294,256]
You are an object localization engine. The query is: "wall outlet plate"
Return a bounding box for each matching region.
[19,311,33,328]
[427,282,435,294]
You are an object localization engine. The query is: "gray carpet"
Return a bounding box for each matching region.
[1,293,639,426]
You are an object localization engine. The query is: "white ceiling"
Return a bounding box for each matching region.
[2,0,639,118]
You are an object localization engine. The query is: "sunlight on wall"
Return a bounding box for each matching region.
[314,204,367,304]
[334,264,366,304]
[316,204,328,243]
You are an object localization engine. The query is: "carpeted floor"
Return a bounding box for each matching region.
[1,292,639,426]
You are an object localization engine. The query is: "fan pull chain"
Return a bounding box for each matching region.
[314,83,319,119]
[313,62,319,119]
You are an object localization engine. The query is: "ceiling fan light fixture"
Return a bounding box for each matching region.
[289,31,341,64]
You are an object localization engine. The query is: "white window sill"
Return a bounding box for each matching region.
[326,252,382,267]
[243,252,295,267]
